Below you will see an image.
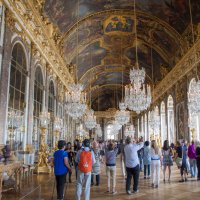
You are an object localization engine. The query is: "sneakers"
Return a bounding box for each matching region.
[127,190,132,195]
[132,190,139,193]
[112,191,117,195]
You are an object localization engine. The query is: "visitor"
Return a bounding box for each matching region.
[196,142,200,180]
[137,138,144,172]
[143,141,151,179]
[91,141,101,186]
[65,142,74,183]
[74,140,82,180]
[175,140,188,182]
[188,140,197,178]
[53,140,72,200]
[75,139,96,200]
[119,139,126,179]
[105,141,118,194]
[124,136,144,195]
[162,140,173,183]
[150,140,162,188]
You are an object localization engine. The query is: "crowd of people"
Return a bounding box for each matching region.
[52,137,200,200]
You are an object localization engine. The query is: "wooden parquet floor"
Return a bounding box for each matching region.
[2,159,200,200]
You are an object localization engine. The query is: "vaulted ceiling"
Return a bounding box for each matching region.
[44,0,200,111]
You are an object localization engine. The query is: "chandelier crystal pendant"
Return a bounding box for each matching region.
[84,109,97,130]
[125,81,151,114]
[65,0,87,120]
[124,0,151,114]
[115,102,130,125]
[66,82,87,119]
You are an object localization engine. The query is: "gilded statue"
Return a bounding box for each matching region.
[160,64,170,79]
[37,144,49,167]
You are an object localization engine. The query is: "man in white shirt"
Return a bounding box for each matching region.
[124,136,144,195]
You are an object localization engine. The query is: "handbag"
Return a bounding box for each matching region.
[175,157,182,168]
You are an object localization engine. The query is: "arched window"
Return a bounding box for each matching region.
[33,66,43,150]
[48,80,55,150]
[167,95,175,143]
[106,124,115,140]
[8,43,27,150]
[188,79,200,141]
[161,101,167,145]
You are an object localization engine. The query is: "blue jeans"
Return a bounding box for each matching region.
[76,170,91,200]
[91,174,100,185]
[189,159,197,177]
[144,164,150,177]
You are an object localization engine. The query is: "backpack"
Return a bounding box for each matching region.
[78,150,92,173]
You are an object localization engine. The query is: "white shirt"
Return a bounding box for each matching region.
[124,142,144,168]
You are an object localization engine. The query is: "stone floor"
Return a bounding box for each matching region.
[2,159,200,200]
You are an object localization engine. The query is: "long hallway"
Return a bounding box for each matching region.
[3,159,200,200]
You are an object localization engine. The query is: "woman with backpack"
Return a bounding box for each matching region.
[162,140,173,183]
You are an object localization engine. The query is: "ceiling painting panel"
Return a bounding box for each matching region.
[44,0,200,34]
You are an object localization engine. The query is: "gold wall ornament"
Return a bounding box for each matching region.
[5,10,16,31]
[34,127,51,174]
[52,129,59,152]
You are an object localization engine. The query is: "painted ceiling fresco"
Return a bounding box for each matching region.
[43,0,200,110]
[44,0,200,34]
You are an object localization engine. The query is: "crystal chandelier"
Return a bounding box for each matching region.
[84,109,97,130]
[65,0,87,120]
[54,116,63,131]
[66,83,87,119]
[149,110,160,135]
[124,0,151,114]
[115,102,130,125]
[124,124,135,137]
[7,110,23,129]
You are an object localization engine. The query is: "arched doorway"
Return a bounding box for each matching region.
[161,101,167,145]
[167,95,175,143]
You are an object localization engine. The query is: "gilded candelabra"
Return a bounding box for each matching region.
[34,110,51,174]
[191,128,195,141]
[52,117,63,152]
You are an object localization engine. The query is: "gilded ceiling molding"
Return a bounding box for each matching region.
[3,0,74,89]
[153,39,200,103]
